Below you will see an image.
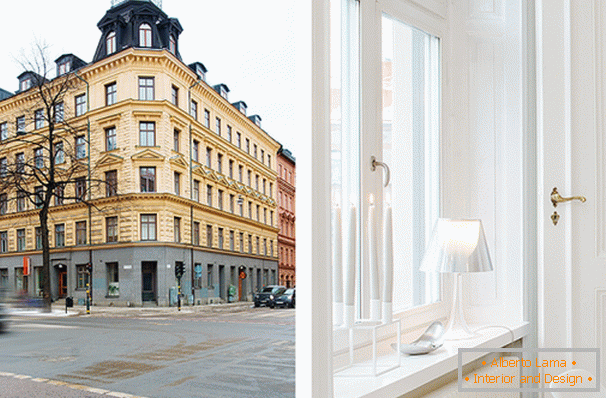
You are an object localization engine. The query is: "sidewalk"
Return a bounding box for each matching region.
[5,301,254,318]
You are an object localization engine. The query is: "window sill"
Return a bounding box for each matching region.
[333,321,529,398]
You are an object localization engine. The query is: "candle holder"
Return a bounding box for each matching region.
[333,318,401,377]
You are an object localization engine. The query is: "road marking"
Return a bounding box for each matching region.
[0,372,148,398]
[13,323,79,329]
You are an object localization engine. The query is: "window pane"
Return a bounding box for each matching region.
[382,14,441,310]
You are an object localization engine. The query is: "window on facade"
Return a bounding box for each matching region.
[206,224,213,248]
[218,228,224,249]
[139,23,152,47]
[54,142,64,164]
[256,237,260,254]
[55,224,65,247]
[261,149,264,164]
[106,216,118,243]
[230,194,235,213]
[204,109,210,128]
[248,170,252,186]
[16,116,25,134]
[0,123,7,141]
[228,159,233,179]
[169,35,177,55]
[207,264,213,288]
[75,94,86,117]
[138,77,155,100]
[35,186,43,208]
[206,185,212,206]
[193,180,199,202]
[77,265,89,290]
[174,217,181,243]
[263,238,267,256]
[54,186,64,206]
[193,263,202,288]
[239,232,244,253]
[58,61,71,76]
[192,140,200,162]
[240,197,244,216]
[264,208,267,224]
[270,210,274,226]
[217,153,223,174]
[107,262,119,296]
[17,229,25,251]
[193,221,200,245]
[190,100,198,120]
[205,147,211,168]
[218,190,223,211]
[55,102,64,123]
[139,121,155,146]
[17,192,25,212]
[35,109,44,129]
[140,214,157,241]
[20,79,31,91]
[140,167,156,192]
[105,170,117,197]
[0,268,7,287]
[263,179,266,195]
[227,125,232,142]
[34,147,44,169]
[248,201,252,219]
[174,171,180,195]
[269,182,273,198]
[105,127,116,151]
[239,165,243,183]
[256,205,260,221]
[255,175,259,191]
[173,130,180,152]
[248,234,253,254]
[0,232,6,253]
[105,82,117,106]
[171,85,179,107]
[230,230,235,251]
[16,153,24,174]
[245,138,250,153]
[35,227,42,249]
[76,136,86,159]
[0,194,6,215]
[216,117,221,135]
[253,144,258,159]
[106,31,116,54]
[75,177,86,202]
[236,132,241,148]
[76,221,87,245]
[268,155,271,168]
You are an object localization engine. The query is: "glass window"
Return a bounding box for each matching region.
[239,232,244,253]
[75,94,86,116]
[55,102,64,123]
[107,31,116,55]
[206,224,213,248]
[193,263,202,288]
[218,190,223,210]
[75,177,86,202]
[174,171,180,195]
[35,186,43,208]
[106,216,118,243]
[15,153,24,174]
[55,224,65,247]
[253,144,257,159]
[76,221,87,245]
[139,121,155,146]
[105,170,117,197]
[230,194,235,213]
[218,228,224,249]
[77,265,89,290]
[193,222,200,245]
[190,100,198,120]
[171,85,179,106]
[193,140,199,162]
[35,109,44,129]
[193,180,199,202]
[169,35,177,55]
[140,167,156,192]
[140,214,157,241]
[54,186,64,206]
[0,123,7,141]
[0,268,7,287]
[217,153,223,174]
[204,109,210,128]
[227,125,232,142]
[34,147,44,169]
[0,231,6,253]
[248,234,252,254]
[139,23,152,47]
[105,82,117,106]
[229,160,234,179]
[54,142,64,164]
[0,194,6,215]
[239,165,243,183]
[236,132,241,148]
[105,127,116,151]
[107,262,119,296]
[206,147,211,168]
[138,77,155,100]
[207,264,213,288]
[173,129,180,152]
[230,230,235,251]
[216,117,221,135]
[76,136,86,159]
[20,79,31,91]
[207,185,212,206]
[174,217,181,243]
[16,116,25,134]
[268,155,271,168]
[17,229,25,251]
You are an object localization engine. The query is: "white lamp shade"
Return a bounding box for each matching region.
[420,219,493,273]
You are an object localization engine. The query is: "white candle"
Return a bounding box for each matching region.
[332,204,343,325]
[369,195,381,322]
[382,204,393,323]
[344,203,356,327]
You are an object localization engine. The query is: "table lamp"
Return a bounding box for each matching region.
[420,219,493,340]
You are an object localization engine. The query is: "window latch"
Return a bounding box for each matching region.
[371,156,390,187]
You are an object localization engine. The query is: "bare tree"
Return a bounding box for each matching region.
[0,41,105,311]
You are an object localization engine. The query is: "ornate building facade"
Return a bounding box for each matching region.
[277,148,296,287]
[0,0,280,306]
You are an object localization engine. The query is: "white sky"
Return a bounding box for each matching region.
[0,0,298,154]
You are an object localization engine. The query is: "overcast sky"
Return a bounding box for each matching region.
[0,0,298,153]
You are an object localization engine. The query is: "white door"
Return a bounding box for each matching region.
[538,0,605,383]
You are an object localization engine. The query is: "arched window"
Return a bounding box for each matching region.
[139,23,152,47]
[106,31,116,55]
[169,35,177,55]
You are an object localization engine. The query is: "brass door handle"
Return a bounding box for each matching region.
[551,187,586,207]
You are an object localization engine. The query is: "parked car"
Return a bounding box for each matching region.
[254,285,286,307]
[272,288,295,308]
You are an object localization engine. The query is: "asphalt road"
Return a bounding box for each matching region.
[0,307,295,398]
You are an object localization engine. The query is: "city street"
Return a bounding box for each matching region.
[0,305,295,398]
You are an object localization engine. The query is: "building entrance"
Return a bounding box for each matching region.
[141,261,157,302]
[58,269,67,298]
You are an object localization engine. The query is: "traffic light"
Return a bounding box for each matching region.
[86,263,92,273]
[175,262,185,279]
[238,265,246,279]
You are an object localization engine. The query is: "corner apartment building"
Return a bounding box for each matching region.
[0,0,280,306]
[277,148,296,288]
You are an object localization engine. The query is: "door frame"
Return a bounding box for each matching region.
[141,261,157,303]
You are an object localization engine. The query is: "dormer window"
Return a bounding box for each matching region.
[58,61,71,76]
[20,79,31,92]
[139,23,152,47]
[169,35,177,55]
[195,65,206,81]
[107,31,116,54]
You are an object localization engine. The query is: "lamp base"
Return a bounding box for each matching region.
[443,273,478,340]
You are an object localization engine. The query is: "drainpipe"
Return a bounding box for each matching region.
[74,70,92,310]
[188,75,202,303]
